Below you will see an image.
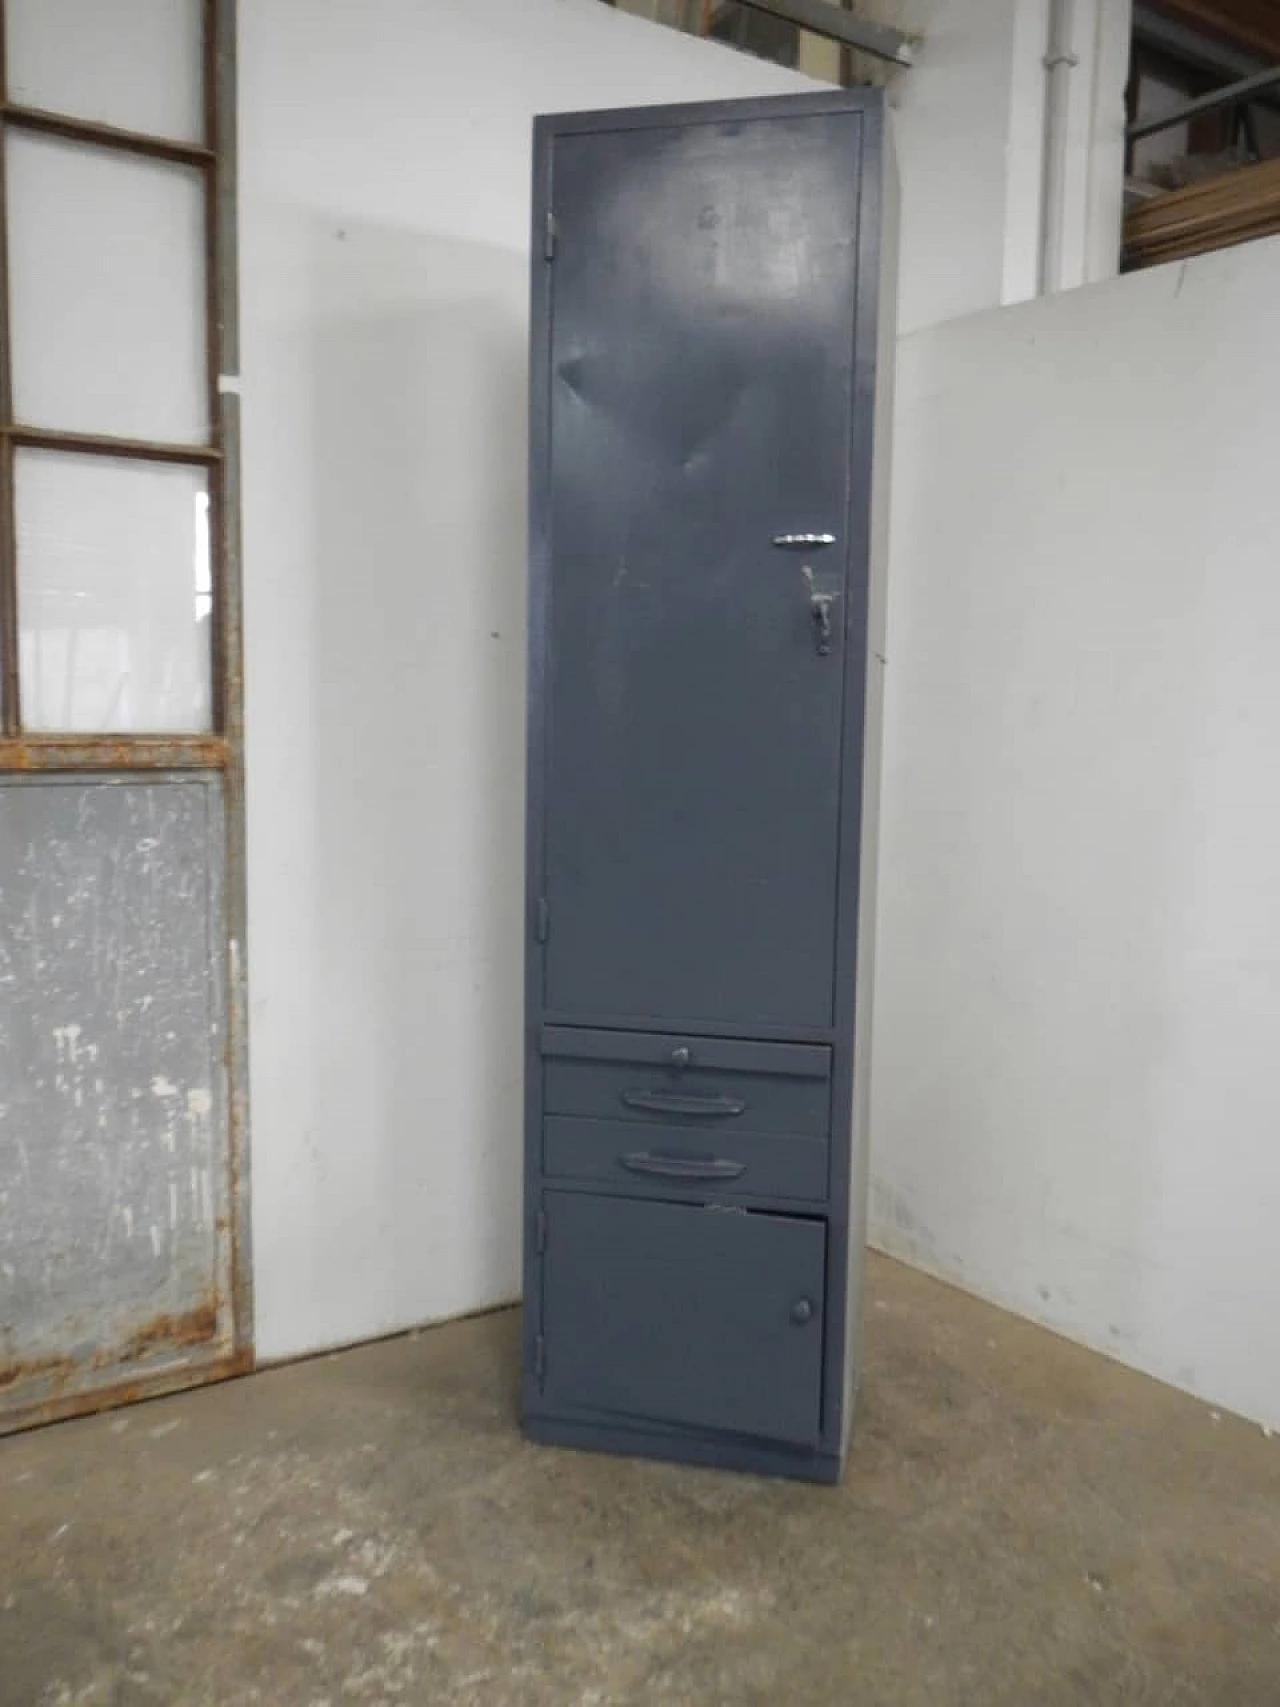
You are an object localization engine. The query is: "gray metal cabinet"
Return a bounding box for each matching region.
[524,91,895,1483]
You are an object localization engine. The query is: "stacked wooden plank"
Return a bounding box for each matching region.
[1125,156,1280,269]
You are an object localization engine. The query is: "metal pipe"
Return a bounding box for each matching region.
[729,0,914,65]
[1040,0,1078,295]
[1126,64,1280,142]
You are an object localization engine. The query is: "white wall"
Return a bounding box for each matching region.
[851,0,1129,331]
[609,0,1047,334]
[864,0,1038,331]
[533,1,1131,338]
[238,0,814,1361]
[872,235,1280,1431]
[240,0,1280,1434]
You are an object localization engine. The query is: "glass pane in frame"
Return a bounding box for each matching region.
[6,132,209,445]
[5,0,204,146]
[16,449,214,734]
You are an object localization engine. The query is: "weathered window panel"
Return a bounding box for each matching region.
[0,0,247,1440]
[16,450,212,734]
[4,0,204,145]
[6,133,208,445]
[0,775,230,1411]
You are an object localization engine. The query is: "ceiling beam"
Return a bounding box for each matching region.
[1131,4,1280,120]
[1134,3,1273,79]
[729,0,914,66]
[1140,0,1280,64]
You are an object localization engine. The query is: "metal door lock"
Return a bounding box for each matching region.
[810,593,835,656]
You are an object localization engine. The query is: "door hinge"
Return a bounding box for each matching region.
[543,211,557,262]
[534,1334,545,1382]
[535,897,550,944]
[535,1208,547,1254]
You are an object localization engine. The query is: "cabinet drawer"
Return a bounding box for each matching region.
[541,1191,826,1446]
[545,1116,828,1202]
[542,1027,832,1139]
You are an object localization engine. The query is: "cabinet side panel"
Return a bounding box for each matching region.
[844,108,898,1452]
[523,119,556,1412]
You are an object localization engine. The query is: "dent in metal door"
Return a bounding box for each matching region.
[542,112,863,1030]
[0,776,235,1425]
[541,1190,826,1445]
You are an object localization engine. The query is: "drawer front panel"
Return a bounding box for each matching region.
[542,1027,832,1139]
[544,1116,828,1202]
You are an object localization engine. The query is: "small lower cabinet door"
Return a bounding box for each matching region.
[541,1191,825,1446]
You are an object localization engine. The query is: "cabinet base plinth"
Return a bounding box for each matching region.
[524,1411,842,1485]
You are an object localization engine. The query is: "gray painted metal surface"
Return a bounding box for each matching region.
[544,1029,832,1135]
[542,1191,826,1444]
[524,91,893,1482]
[0,776,233,1417]
[544,1116,830,1202]
[542,109,861,1031]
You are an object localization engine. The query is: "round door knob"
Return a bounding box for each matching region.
[790,1298,814,1325]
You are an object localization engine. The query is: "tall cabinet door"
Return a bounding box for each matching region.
[540,109,865,1031]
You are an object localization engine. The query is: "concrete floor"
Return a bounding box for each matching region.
[2,1254,1278,1707]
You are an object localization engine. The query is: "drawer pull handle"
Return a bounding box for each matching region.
[772,532,836,549]
[620,1090,746,1117]
[621,1152,746,1181]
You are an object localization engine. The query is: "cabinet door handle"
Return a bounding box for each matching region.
[621,1152,746,1180]
[620,1090,746,1117]
[772,532,836,549]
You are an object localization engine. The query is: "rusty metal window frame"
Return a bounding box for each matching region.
[0,0,242,775]
[0,0,253,1431]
